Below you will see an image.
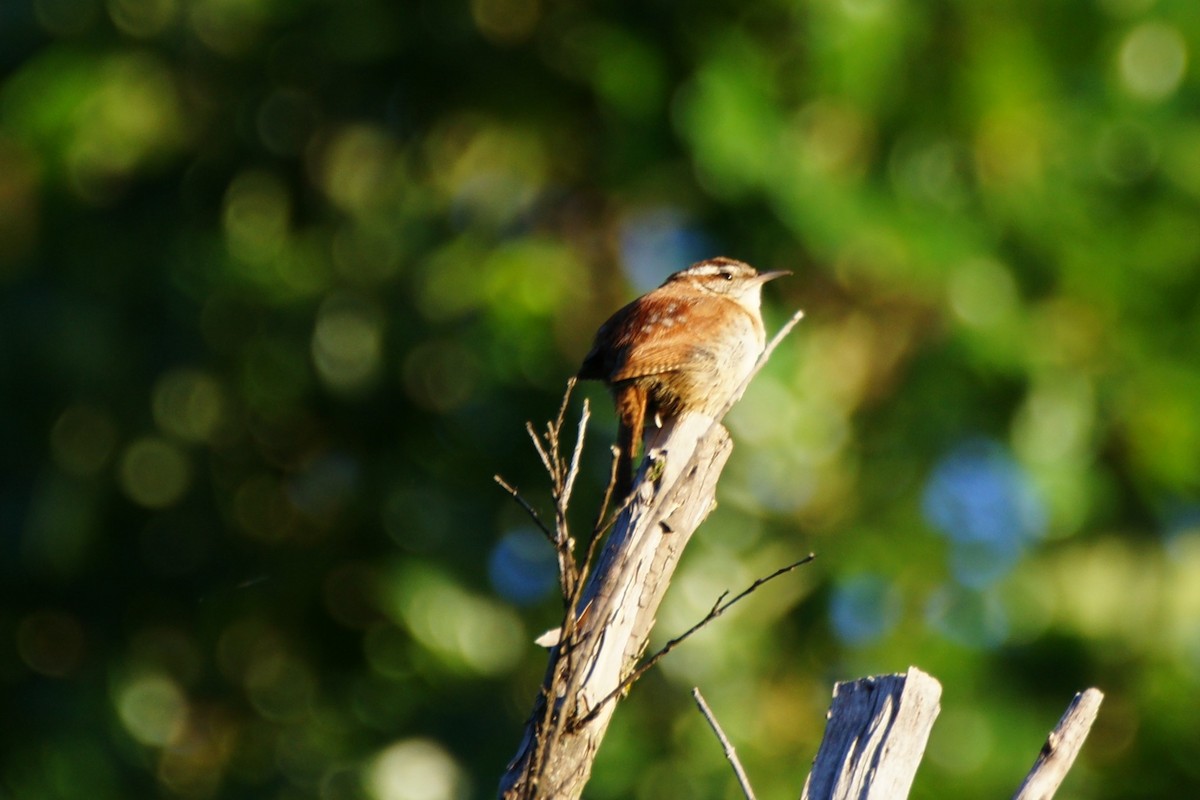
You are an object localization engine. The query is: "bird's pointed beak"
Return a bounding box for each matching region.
[754,269,792,284]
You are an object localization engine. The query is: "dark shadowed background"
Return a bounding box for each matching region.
[2,0,1199,798]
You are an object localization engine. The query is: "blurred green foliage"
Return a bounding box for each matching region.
[2,0,1200,798]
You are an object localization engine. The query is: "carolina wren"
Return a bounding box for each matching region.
[578,257,789,496]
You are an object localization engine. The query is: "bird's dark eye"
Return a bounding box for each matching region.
[721,271,732,280]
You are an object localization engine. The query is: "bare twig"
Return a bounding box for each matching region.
[494,475,554,542]
[526,421,555,480]
[551,446,620,655]
[550,397,588,600]
[590,446,621,546]
[575,553,817,727]
[551,377,575,442]
[553,381,578,481]
[692,687,757,800]
[590,446,620,542]
[561,399,589,519]
[529,377,574,484]
[557,448,615,655]
[514,380,593,605]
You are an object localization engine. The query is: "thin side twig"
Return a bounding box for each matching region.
[590,446,620,542]
[543,381,591,601]
[549,376,575,451]
[550,396,588,600]
[526,421,555,480]
[494,475,554,543]
[574,553,817,727]
[692,687,757,800]
[555,445,621,651]
[560,399,589,517]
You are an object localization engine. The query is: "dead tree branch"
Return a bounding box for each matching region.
[801,670,1102,800]
[802,667,943,800]
[1013,688,1104,800]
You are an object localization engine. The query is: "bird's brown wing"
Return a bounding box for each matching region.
[607,296,727,382]
[608,342,701,382]
[578,300,638,381]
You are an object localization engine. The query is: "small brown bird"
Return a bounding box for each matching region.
[578,257,789,496]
